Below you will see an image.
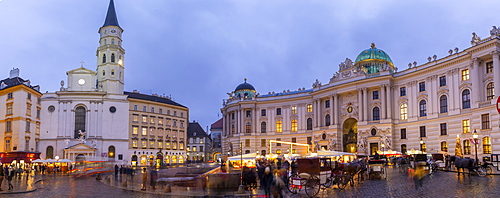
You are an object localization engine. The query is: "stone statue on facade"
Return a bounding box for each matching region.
[380,134,392,150]
[78,130,87,144]
[357,137,366,152]
[471,32,481,45]
[91,139,97,148]
[328,139,337,151]
[312,79,322,88]
[64,139,70,148]
[490,26,500,37]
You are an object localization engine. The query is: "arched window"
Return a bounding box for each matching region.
[441,141,448,152]
[487,82,495,100]
[275,120,282,132]
[111,53,116,62]
[462,89,471,109]
[261,122,266,133]
[483,137,492,154]
[306,118,313,130]
[245,122,251,133]
[74,106,86,139]
[111,69,115,76]
[46,146,54,159]
[401,144,407,154]
[373,107,380,120]
[102,54,106,63]
[108,146,115,160]
[291,119,298,131]
[440,95,448,113]
[111,39,115,45]
[419,100,427,117]
[400,103,407,120]
[103,70,106,76]
[325,115,331,126]
[463,140,471,155]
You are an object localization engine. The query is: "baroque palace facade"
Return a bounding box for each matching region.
[222,27,500,160]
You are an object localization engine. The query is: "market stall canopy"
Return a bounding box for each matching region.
[227,153,258,161]
[44,159,57,163]
[317,150,356,156]
[32,159,44,163]
[58,159,73,163]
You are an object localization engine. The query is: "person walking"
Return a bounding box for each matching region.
[6,166,14,191]
[0,165,4,191]
[150,169,158,190]
[261,167,274,198]
[141,168,147,191]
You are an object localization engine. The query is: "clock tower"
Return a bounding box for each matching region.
[97,0,125,94]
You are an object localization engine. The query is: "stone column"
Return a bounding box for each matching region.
[492,51,500,98]
[387,86,393,119]
[471,58,481,107]
[381,85,386,120]
[330,95,335,125]
[357,89,363,121]
[363,88,368,121]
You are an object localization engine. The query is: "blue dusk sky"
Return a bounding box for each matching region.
[0,0,498,131]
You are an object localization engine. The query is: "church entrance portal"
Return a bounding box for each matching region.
[342,118,358,153]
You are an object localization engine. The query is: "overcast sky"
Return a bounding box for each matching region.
[0,0,498,131]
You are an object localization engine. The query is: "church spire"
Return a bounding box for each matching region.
[102,0,120,27]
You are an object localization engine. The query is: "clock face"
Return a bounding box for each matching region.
[78,79,86,85]
[110,29,117,34]
[347,106,353,113]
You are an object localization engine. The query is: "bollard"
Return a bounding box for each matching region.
[164,184,171,193]
[237,184,245,194]
[122,180,127,188]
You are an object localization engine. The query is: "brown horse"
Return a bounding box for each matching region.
[344,158,367,185]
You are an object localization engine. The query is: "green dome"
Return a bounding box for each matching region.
[354,43,394,74]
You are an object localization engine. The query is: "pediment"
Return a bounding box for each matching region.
[66,143,96,150]
[66,67,97,75]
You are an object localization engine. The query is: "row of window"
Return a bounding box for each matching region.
[4,139,39,152]
[4,120,41,133]
[398,88,492,121]
[5,92,40,103]
[131,140,184,150]
[400,117,490,140]
[131,126,183,137]
[5,103,41,118]
[230,118,315,134]
[133,105,184,117]
[186,146,204,152]
[400,137,492,154]
[237,105,314,118]
[132,114,183,127]
[189,137,204,144]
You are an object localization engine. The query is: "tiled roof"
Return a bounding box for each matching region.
[211,118,223,129]
[124,91,187,108]
[188,122,208,137]
[0,76,39,92]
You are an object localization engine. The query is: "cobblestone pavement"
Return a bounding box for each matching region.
[6,166,500,198]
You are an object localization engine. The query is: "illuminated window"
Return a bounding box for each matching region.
[291,119,298,131]
[150,128,155,135]
[142,116,147,123]
[142,127,147,135]
[158,141,163,149]
[133,115,138,122]
[463,140,471,155]
[179,143,184,150]
[462,69,469,81]
[462,119,470,133]
[132,140,137,148]
[400,103,407,120]
[158,118,163,125]
[261,139,266,147]
[486,61,493,73]
[150,117,155,124]
[487,82,495,100]
[307,104,312,112]
[421,143,426,153]
[6,103,13,115]
[142,140,147,148]
[483,137,492,154]
[276,120,282,132]
[245,139,250,147]
[441,141,448,152]
[132,126,138,135]
[166,142,171,149]
[276,149,282,155]
[150,141,155,148]
[291,106,297,114]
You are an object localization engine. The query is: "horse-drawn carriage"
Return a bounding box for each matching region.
[287,158,350,197]
[368,159,386,179]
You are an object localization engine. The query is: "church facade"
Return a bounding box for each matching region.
[38,0,188,165]
[221,28,500,161]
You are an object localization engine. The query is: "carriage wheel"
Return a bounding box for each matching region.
[287,175,298,194]
[322,176,333,188]
[337,174,349,190]
[476,167,487,177]
[305,175,320,198]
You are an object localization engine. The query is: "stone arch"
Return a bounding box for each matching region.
[342,118,358,152]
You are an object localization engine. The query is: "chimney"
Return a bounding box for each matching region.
[9,68,19,79]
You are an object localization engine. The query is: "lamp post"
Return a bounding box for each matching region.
[419,137,424,153]
[381,143,385,155]
[473,129,479,165]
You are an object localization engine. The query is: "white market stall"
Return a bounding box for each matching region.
[312,150,357,163]
[227,153,258,171]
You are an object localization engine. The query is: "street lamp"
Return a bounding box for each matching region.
[381,143,385,155]
[473,129,479,165]
[419,137,424,153]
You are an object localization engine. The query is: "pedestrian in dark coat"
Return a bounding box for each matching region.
[6,166,14,191]
[150,169,158,190]
[114,164,119,177]
[261,167,274,197]
[0,166,4,191]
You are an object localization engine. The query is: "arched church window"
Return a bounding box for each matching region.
[111,39,115,45]
[111,69,115,76]
[103,70,105,76]
[111,54,115,62]
[102,54,106,63]
[46,146,54,159]
[74,106,86,139]
[108,146,115,160]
